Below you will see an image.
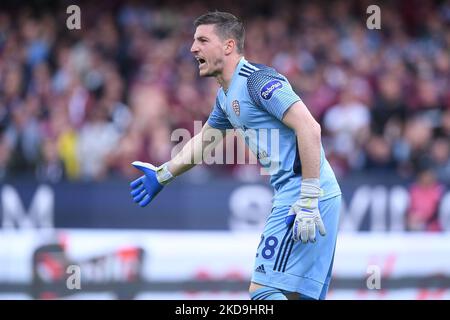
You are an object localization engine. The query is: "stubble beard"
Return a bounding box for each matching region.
[200,57,224,78]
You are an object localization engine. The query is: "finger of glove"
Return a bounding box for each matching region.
[133,190,148,203]
[130,176,144,188]
[132,161,158,174]
[139,194,151,207]
[292,221,300,242]
[308,222,316,243]
[316,217,327,236]
[286,207,297,227]
[130,184,145,197]
[301,224,309,244]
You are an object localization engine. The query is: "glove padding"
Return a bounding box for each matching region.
[130,161,172,207]
[287,179,326,243]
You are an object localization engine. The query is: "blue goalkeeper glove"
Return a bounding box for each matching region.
[285,178,326,243]
[130,161,174,207]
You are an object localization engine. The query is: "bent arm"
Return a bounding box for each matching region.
[167,122,227,177]
[281,100,321,179]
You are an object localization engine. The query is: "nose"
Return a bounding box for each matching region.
[190,42,198,54]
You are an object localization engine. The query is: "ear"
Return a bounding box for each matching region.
[224,39,235,55]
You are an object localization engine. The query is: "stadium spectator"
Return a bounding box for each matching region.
[406,168,444,232]
[0,0,447,188]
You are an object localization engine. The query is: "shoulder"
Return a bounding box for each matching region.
[246,63,287,86]
[246,64,288,100]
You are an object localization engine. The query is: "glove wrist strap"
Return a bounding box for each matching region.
[156,163,174,185]
[300,178,321,199]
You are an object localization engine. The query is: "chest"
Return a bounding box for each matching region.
[219,91,261,130]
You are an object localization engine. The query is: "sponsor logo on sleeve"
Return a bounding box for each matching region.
[260,80,282,100]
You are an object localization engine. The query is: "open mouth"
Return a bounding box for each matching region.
[196,57,206,67]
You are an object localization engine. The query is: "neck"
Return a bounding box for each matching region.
[216,55,243,91]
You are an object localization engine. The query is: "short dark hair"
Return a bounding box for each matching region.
[194,11,245,54]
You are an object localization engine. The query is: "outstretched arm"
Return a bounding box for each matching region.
[130,122,227,207]
[167,122,227,177]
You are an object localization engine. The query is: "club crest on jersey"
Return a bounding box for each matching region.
[261,80,282,100]
[232,100,240,116]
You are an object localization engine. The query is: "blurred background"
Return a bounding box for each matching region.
[0,0,449,299]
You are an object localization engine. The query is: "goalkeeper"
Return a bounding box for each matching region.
[130,11,342,300]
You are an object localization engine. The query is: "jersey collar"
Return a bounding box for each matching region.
[224,56,247,95]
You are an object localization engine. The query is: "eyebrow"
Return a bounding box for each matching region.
[194,35,209,41]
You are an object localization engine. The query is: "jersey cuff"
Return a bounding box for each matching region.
[279,98,301,121]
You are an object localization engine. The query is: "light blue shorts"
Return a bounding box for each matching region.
[251,195,341,300]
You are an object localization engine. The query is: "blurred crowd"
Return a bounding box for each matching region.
[0,0,449,190]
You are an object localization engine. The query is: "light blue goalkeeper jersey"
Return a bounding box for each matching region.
[207,57,341,207]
